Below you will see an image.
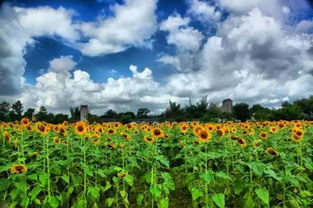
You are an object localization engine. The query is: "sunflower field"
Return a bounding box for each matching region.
[0,118,313,208]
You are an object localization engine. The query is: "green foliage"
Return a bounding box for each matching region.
[233,103,251,121]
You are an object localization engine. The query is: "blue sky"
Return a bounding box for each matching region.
[1,0,313,114]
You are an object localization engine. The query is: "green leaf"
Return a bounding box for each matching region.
[72,175,82,187]
[88,186,100,200]
[120,190,128,199]
[158,197,169,208]
[30,186,41,200]
[105,198,115,207]
[216,172,232,181]
[154,155,170,168]
[76,199,87,208]
[27,174,37,181]
[264,169,282,182]
[136,194,144,206]
[0,178,10,191]
[212,193,225,208]
[303,158,313,171]
[150,185,162,199]
[200,170,215,183]
[243,193,254,208]
[39,173,49,186]
[255,188,269,206]
[191,187,203,201]
[48,196,59,208]
[61,175,70,183]
[103,181,112,192]
[124,174,134,187]
[247,162,265,176]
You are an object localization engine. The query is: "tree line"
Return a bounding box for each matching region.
[1,95,313,123]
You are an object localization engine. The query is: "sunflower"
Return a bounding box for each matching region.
[259,132,268,139]
[216,129,224,137]
[75,121,87,136]
[25,124,32,131]
[144,136,154,144]
[151,128,164,138]
[53,137,61,144]
[193,125,204,136]
[126,123,133,129]
[21,117,30,126]
[266,147,279,156]
[180,123,188,134]
[11,164,28,174]
[270,126,278,134]
[206,124,215,132]
[121,133,132,140]
[291,128,304,142]
[107,128,115,134]
[58,125,67,137]
[237,137,248,147]
[252,140,262,148]
[36,122,48,134]
[92,138,100,145]
[197,130,211,142]
[293,128,304,138]
[178,140,185,147]
[231,127,237,133]
[117,172,129,178]
[3,131,11,143]
[95,125,104,133]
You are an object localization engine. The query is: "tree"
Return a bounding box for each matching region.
[207,103,221,118]
[294,95,313,120]
[185,97,209,120]
[24,108,35,119]
[250,104,272,121]
[164,101,184,121]
[103,109,118,119]
[0,102,11,121]
[36,106,48,121]
[11,100,24,121]
[54,113,69,124]
[271,105,302,121]
[69,106,80,121]
[137,108,150,118]
[233,103,251,122]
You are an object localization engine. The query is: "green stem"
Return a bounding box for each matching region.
[205,144,209,207]
[83,138,87,199]
[46,135,51,197]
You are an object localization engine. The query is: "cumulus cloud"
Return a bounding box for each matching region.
[158,14,203,72]
[187,0,221,22]
[163,8,313,107]
[19,56,179,113]
[0,3,78,96]
[77,0,158,56]
[0,0,158,97]
[48,55,77,73]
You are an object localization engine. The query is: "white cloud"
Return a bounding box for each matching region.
[163,8,313,107]
[14,6,79,41]
[0,3,78,96]
[187,0,221,22]
[77,0,158,56]
[218,0,285,20]
[19,58,174,113]
[296,20,313,33]
[159,14,204,72]
[48,55,77,73]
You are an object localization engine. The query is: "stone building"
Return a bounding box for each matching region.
[221,99,233,113]
[80,105,88,121]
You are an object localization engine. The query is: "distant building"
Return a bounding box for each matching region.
[80,105,88,121]
[221,99,233,113]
